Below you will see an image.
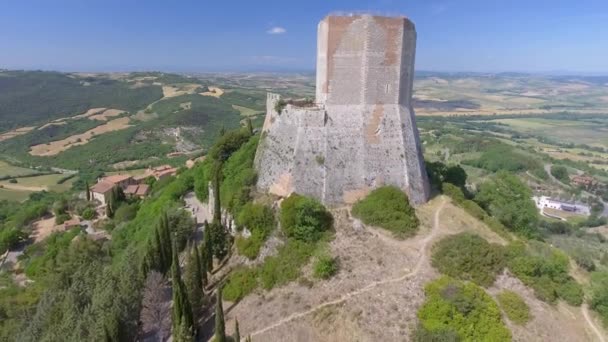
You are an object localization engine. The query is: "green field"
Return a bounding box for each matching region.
[0,187,34,202]
[0,161,41,178]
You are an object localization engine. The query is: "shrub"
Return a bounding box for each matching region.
[589,271,608,325]
[442,183,466,204]
[550,165,570,184]
[573,249,596,272]
[475,171,539,237]
[55,213,70,225]
[505,241,583,305]
[113,203,139,223]
[431,233,505,287]
[313,255,338,279]
[235,230,265,260]
[497,290,531,325]
[417,276,511,341]
[280,194,332,242]
[81,207,96,220]
[351,186,419,238]
[235,202,274,259]
[258,239,317,289]
[222,267,259,302]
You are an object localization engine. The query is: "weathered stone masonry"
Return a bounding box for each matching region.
[255,14,430,205]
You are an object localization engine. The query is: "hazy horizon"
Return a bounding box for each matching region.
[2,0,608,74]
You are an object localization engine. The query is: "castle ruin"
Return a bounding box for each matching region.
[254,14,430,205]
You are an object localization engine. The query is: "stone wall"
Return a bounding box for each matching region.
[255,14,430,205]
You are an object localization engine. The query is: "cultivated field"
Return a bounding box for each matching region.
[29,117,132,156]
[0,161,40,178]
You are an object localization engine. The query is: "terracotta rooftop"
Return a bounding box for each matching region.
[136,184,150,196]
[90,181,115,194]
[101,174,132,184]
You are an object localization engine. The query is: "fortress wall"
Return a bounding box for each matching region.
[255,15,430,206]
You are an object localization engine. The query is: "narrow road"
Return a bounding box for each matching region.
[250,198,447,337]
[582,304,606,342]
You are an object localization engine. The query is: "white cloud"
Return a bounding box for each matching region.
[267,26,286,35]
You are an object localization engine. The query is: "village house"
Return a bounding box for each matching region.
[124,184,150,199]
[90,174,136,205]
[533,196,591,215]
[133,165,179,183]
[570,174,598,188]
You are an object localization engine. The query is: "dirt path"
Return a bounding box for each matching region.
[582,304,607,342]
[250,198,447,337]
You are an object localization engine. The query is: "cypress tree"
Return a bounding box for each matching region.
[199,244,208,287]
[246,118,253,135]
[234,318,240,342]
[154,225,166,273]
[212,162,222,224]
[203,221,213,271]
[171,237,194,338]
[214,287,226,342]
[184,245,204,325]
[162,212,173,270]
[174,320,194,342]
[85,180,91,201]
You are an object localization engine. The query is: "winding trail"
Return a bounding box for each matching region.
[250,198,447,337]
[582,304,606,342]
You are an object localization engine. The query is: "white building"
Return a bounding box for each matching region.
[532,196,590,215]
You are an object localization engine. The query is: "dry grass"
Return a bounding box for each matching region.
[488,272,607,341]
[31,216,62,243]
[200,86,224,98]
[162,83,202,98]
[29,117,132,156]
[88,109,125,121]
[0,126,35,142]
[220,197,603,341]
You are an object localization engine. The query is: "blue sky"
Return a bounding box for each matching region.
[1,0,607,73]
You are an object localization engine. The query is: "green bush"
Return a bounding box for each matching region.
[222,267,259,301]
[313,255,338,279]
[417,276,511,341]
[351,186,419,238]
[55,213,70,225]
[431,233,505,287]
[442,183,466,204]
[497,290,531,325]
[589,271,608,325]
[235,230,265,260]
[572,249,596,272]
[113,203,139,223]
[223,239,320,300]
[475,171,539,237]
[81,207,96,220]
[505,241,583,306]
[280,194,332,242]
[550,165,570,184]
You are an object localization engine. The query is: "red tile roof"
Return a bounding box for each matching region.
[101,174,132,184]
[90,181,115,194]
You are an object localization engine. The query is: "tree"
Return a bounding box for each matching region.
[234,318,240,342]
[140,271,171,340]
[213,162,222,224]
[215,287,226,342]
[184,245,204,325]
[245,118,253,135]
[209,221,229,261]
[171,238,194,338]
[85,180,91,201]
[174,320,194,342]
[475,171,538,237]
[198,244,208,287]
[203,221,214,271]
[550,165,570,184]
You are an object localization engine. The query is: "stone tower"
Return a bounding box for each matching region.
[254,14,430,205]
